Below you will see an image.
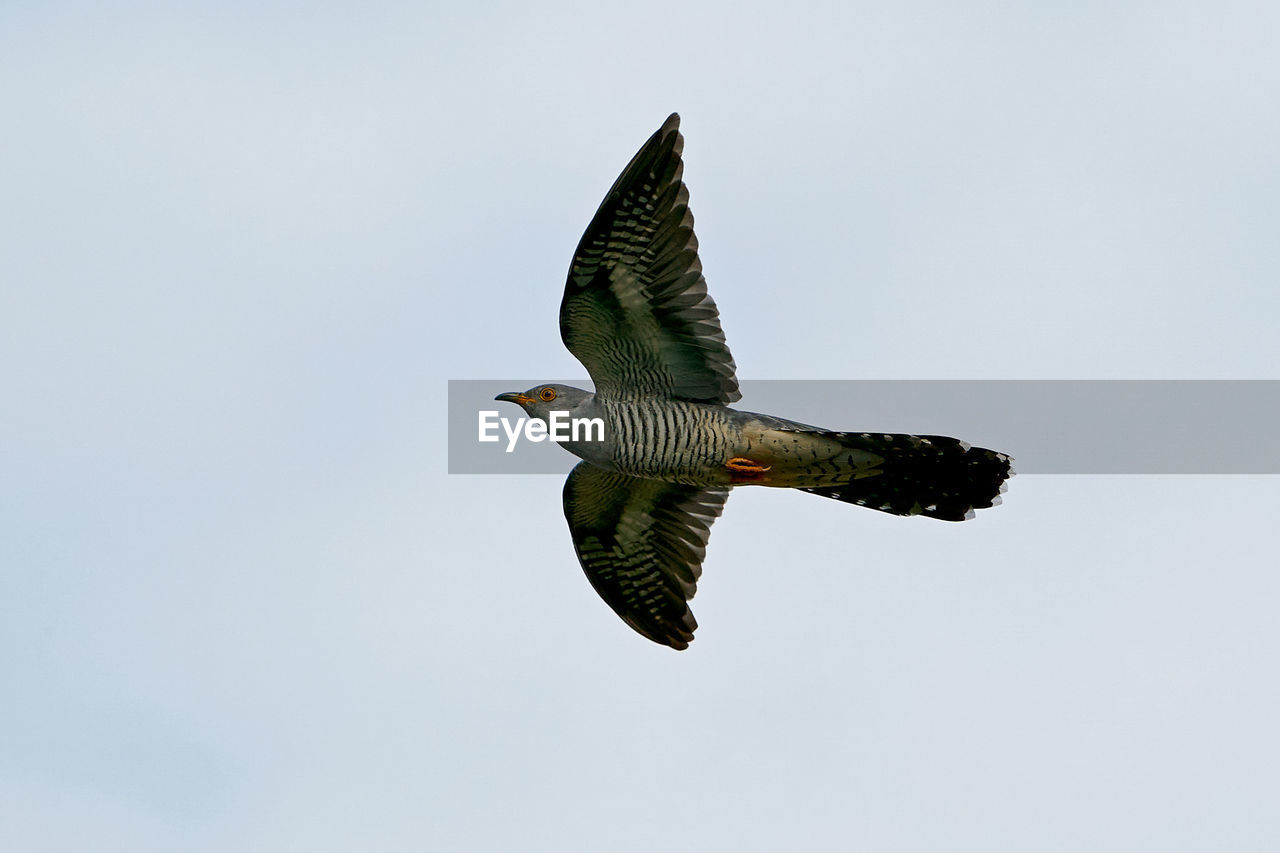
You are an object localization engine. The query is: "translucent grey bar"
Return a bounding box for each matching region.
[449,380,1280,474]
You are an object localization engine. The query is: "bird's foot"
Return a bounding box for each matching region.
[726,457,772,478]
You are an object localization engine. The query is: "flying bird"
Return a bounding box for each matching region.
[496,114,1011,650]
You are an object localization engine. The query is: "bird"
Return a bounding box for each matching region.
[496,113,1011,650]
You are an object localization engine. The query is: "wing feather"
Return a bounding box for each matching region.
[559,114,740,404]
[562,462,729,650]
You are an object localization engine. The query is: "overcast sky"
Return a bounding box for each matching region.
[3,2,1279,851]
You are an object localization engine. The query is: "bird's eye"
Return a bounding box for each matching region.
[539,387,557,402]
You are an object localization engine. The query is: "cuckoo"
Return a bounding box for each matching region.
[496,114,1011,650]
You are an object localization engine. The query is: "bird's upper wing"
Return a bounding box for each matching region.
[562,461,729,650]
[559,113,741,405]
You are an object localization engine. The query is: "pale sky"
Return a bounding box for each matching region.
[3,2,1279,851]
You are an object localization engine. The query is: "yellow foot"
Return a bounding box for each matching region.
[726,456,772,475]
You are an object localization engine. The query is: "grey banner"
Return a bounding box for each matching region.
[449,380,1280,474]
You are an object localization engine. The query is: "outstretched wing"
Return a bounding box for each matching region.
[562,461,729,650]
[559,113,741,405]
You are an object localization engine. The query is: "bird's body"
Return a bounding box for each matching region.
[496,114,1012,649]
[590,395,829,488]
[554,393,743,484]
[507,383,1009,516]
[532,390,791,486]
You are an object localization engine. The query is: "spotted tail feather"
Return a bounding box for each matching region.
[800,432,1013,522]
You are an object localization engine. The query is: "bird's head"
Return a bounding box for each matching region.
[494,383,595,421]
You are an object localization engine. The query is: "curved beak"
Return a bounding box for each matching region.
[495,392,535,405]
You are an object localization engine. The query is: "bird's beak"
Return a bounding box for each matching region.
[495,392,535,405]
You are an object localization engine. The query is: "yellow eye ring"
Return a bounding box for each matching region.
[539,387,557,402]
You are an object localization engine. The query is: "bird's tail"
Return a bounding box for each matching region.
[800,431,1012,522]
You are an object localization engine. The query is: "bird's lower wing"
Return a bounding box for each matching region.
[562,461,729,650]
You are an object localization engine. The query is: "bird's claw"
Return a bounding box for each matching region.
[726,456,771,475]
